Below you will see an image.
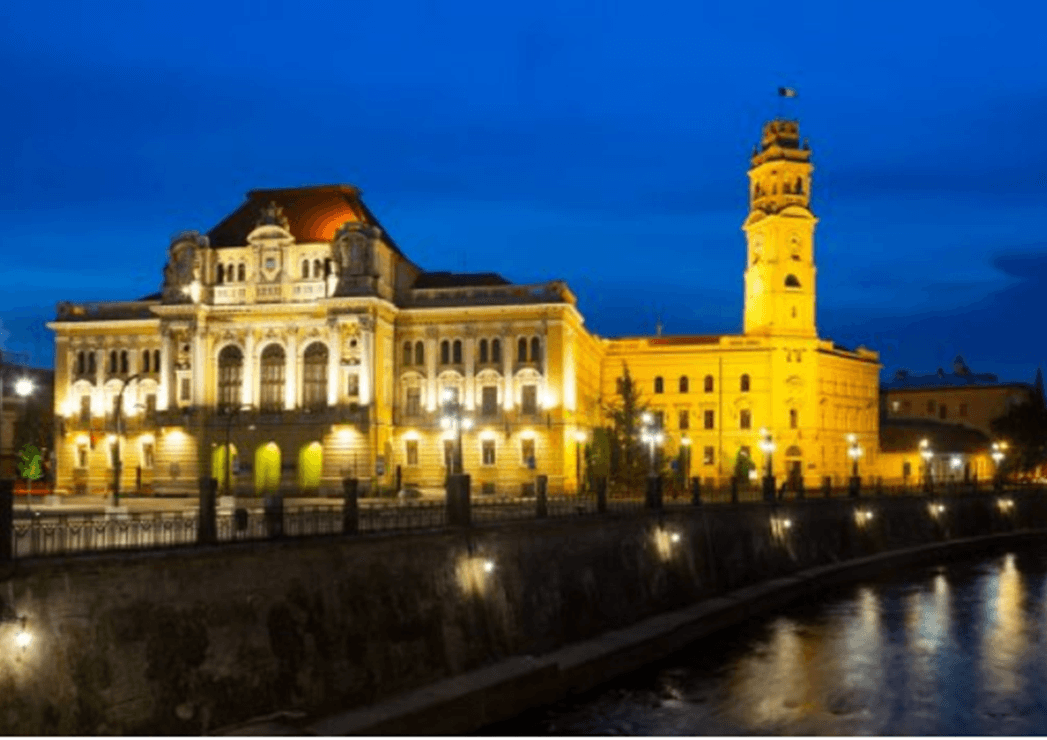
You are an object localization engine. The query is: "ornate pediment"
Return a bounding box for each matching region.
[256,201,290,230]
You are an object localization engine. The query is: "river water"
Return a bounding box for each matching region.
[489,547,1047,735]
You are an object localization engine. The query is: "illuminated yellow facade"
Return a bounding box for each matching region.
[48,119,879,496]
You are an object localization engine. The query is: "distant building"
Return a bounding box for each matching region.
[47,118,879,495]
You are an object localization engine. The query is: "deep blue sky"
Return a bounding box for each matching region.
[2,0,1045,384]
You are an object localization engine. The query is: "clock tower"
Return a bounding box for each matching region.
[742,119,818,337]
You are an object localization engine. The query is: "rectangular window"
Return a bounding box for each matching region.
[76,443,89,469]
[80,395,91,423]
[959,403,968,417]
[482,440,496,466]
[521,385,538,415]
[406,440,418,466]
[481,386,498,417]
[179,377,191,402]
[521,438,536,466]
[739,409,751,429]
[346,373,360,397]
[927,400,935,413]
[703,446,714,465]
[443,440,454,469]
[679,410,689,430]
[405,388,421,416]
[141,442,155,469]
[704,410,715,430]
[939,404,947,419]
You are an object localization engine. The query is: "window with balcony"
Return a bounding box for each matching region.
[260,344,285,412]
[739,409,751,429]
[217,345,243,411]
[238,263,246,281]
[303,342,328,410]
[406,440,418,466]
[704,410,715,429]
[405,388,421,416]
[481,386,498,417]
[521,385,538,415]
[482,440,496,466]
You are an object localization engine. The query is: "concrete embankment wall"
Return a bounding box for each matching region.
[0,491,1044,734]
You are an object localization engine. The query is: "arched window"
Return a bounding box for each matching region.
[478,339,488,364]
[303,342,328,411]
[679,376,689,393]
[740,374,750,392]
[492,338,502,364]
[153,350,160,373]
[109,351,118,374]
[218,345,244,411]
[704,374,714,393]
[517,338,527,362]
[654,376,664,394]
[301,260,309,279]
[76,352,85,375]
[142,350,150,373]
[452,340,462,364]
[440,340,450,365]
[88,353,96,374]
[530,337,541,363]
[217,263,225,284]
[314,259,322,278]
[790,409,798,429]
[260,344,286,412]
[403,341,412,365]
[414,341,424,366]
[323,259,331,278]
[227,264,235,282]
[120,351,128,374]
[785,274,801,288]
[238,263,245,281]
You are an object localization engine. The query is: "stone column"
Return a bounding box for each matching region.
[243,330,256,408]
[192,321,206,407]
[285,329,298,410]
[158,331,171,410]
[359,317,373,406]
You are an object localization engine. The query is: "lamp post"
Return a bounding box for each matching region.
[640,413,663,475]
[847,432,863,497]
[111,374,141,508]
[950,455,962,484]
[919,438,934,493]
[573,430,587,493]
[440,388,471,475]
[991,442,1006,490]
[759,427,776,501]
[680,436,692,487]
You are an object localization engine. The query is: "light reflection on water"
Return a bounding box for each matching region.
[490,548,1047,735]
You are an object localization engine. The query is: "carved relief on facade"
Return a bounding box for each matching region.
[339,321,362,365]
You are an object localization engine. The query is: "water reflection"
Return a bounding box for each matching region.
[489,547,1047,736]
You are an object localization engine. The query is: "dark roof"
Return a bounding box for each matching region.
[206,185,406,257]
[879,418,991,454]
[412,272,511,289]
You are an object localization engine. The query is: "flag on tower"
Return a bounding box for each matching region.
[778,87,798,98]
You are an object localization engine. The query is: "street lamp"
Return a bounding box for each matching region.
[680,436,692,486]
[919,438,934,493]
[111,374,141,508]
[640,413,663,475]
[759,427,776,501]
[991,442,1006,489]
[441,388,470,475]
[573,430,587,493]
[847,432,863,497]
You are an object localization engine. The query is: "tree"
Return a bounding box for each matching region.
[601,362,650,492]
[990,381,1047,478]
[17,443,43,491]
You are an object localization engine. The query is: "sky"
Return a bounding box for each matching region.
[2,0,1045,384]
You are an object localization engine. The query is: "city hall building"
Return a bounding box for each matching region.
[48,118,880,496]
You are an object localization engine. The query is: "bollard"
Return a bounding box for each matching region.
[535,475,548,518]
[645,475,663,510]
[448,473,472,527]
[264,495,284,538]
[596,476,607,514]
[0,479,12,563]
[197,476,217,545]
[342,477,359,534]
[730,477,739,504]
[690,476,702,506]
